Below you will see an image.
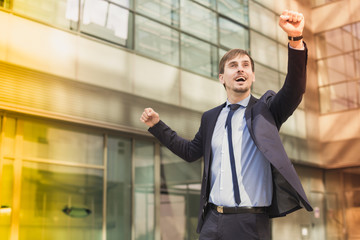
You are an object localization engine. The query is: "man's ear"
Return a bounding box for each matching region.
[219,74,224,84]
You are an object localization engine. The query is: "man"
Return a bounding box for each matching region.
[140,10,313,240]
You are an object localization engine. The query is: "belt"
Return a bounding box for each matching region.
[209,203,268,214]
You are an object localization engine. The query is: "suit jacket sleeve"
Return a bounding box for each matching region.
[268,43,308,129]
[148,120,204,162]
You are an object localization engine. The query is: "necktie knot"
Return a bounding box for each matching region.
[229,104,241,111]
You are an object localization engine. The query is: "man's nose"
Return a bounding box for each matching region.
[237,66,244,72]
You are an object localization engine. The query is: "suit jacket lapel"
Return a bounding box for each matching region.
[245,95,257,143]
[204,103,225,172]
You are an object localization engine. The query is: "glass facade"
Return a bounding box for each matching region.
[316,22,360,114]
[0,114,202,239]
[2,0,289,89]
[3,0,251,79]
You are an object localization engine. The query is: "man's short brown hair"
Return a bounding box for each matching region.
[219,49,255,74]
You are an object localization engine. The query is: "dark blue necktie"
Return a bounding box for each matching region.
[225,104,241,205]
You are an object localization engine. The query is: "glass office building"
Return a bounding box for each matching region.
[0,0,360,239]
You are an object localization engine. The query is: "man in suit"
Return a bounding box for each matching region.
[140,10,313,240]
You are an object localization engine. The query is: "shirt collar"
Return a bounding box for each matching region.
[226,94,251,108]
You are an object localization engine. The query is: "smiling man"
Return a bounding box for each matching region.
[140,10,313,240]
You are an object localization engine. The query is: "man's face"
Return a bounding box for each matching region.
[219,54,255,96]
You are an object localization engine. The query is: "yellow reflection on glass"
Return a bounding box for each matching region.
[19,161,103,240]
[0,159,14,240]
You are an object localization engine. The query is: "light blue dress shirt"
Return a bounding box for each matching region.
[209,95,273,207]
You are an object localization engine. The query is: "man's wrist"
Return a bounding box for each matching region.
[288,35,304,50]
[288,35,303,41]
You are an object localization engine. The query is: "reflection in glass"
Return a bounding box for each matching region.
[356,51,360,78]
[180,0,217,43]
[194,0,216,9]
[160,147,201,240]
[218,0,248,25]
[355,23,360,50]
[134,140,155,240]
[316,24,359,59]
[219,17,249,50]
[252,63,279,96]
[80,0,133,47]
[250,31,278,70]
[2,117,16,157]
[136,0,179,27]
[13,0,73,29]
[319,83,358,113]
[135,15,179,65]
[0,160,14,240]
[19,161,103,240]
[181,34,218,77]
[22,120,103,165]
[249,1,276,40]
[107,136,132,240]
[317,53,356,86]
[309,192,326,239]
[278,44,288,74]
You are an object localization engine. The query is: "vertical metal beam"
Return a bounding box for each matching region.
[131,138,135,240]
[102,134,108,240]
[10,118,22,240]
[0,115,5,206]
[154,143,161,240]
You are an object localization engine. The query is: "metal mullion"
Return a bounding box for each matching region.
[10,118,23,240]
[102,134,108,240]
[20,157,105,170]
[0,115,5,205]
[130,138,135,240]
[154,142,161,240]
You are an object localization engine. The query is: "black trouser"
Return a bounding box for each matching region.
[199,207,271,240]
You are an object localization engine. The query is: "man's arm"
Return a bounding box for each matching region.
[268,10,307,128]
[140,108,203,162]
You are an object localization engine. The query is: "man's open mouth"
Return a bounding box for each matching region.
[236,77,246,82]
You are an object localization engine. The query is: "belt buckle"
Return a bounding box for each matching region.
[217,206,224,213]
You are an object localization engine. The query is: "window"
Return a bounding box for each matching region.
[218,0,248,25]
[249,1,277,40]
[135,0,179,27]
[80,0,133,47]
[219,17,249,50]
[181,34,218,77]
[180,0,217,44]
[106,136,132,240]
[160,147,201,240]
[316,22,360,113]
[250,30,278,70]
[135,15,179,65]
[0,160,13,240]
[19,162,104,239]
[22,120,104,165]
[134,140,155,240]
[13,0,72,29]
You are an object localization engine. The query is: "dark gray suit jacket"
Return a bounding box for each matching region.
[149,44,313,233]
